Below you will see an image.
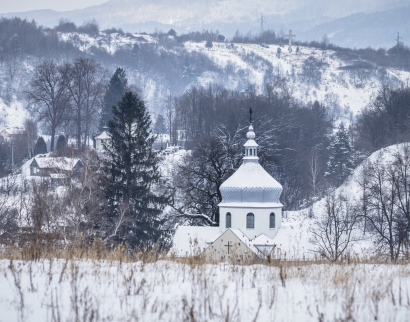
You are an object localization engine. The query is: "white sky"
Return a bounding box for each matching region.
[0,0,108,13]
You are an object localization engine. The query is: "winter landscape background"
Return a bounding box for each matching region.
[1,0,410,320]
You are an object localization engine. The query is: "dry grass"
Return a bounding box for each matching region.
[1,243,410,321]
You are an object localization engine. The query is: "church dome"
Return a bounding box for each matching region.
[219,121,283,205]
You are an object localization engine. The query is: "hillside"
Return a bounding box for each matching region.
[1,0,408,48]
[278,143,409,260]
[2,28,409,132]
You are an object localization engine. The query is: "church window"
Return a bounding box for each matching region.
[226,212,231,228]
[250,149,252,156]
[270,212,275,228]
[246,213,254,229]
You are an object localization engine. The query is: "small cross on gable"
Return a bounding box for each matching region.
[224,241,233,254]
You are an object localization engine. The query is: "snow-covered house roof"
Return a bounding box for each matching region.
[170,225,221,257]
[30,157,82,171]
[95,130,111,140]
[0,127,25,136]
[219,124,283,206]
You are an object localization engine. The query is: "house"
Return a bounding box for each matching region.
[30,156,83,181]
[171,113,284,263]
[153,133,170,151]
[0,128,25,141]
[95,129,111,151]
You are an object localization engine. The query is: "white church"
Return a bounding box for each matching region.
[171,111,286,263]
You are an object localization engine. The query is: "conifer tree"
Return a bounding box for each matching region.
[99,68,128,131]
[153,114,167,134]
[104,91,167,248]
[56,134,67,155]
[34,137,47,156]
[325,123,355,185]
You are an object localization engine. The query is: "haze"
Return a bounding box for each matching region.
[0,0,108,13]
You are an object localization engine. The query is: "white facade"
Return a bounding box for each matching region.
[95,130,111,151]
[219,205,282,239]
[218,123,283,240]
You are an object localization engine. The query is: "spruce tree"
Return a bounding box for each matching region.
[325,123,355,185]
[99,68,128,131]
[153,114,167,134]
[104,91,167,248]
[56,134,67,155]
[34,137,47,156]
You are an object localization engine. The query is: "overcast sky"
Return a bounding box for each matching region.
[0,0,108,13]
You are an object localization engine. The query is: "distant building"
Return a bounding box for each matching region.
[0,127,25,141]
[30,156,83,183]
[153,133,170,151]
[95,129,111,151]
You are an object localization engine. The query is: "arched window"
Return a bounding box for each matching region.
[246,213,254,229]
[270,212,275,229]
[250,149,252,156]
[226,212,231,228]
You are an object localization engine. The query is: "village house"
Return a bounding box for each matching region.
[0,127,25,141]
[30,156,83,183]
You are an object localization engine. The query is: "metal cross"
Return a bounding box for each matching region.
[249,107,253,124]
[288,30,296,52]
[224,241,232,254]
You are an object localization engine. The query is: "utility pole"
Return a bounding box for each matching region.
[259,14,265,36]
[395,32,403,61]
[11,143,14,170]
[288,30,296,52]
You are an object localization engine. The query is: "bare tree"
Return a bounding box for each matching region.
[307,148,322,198]
[26,60,71,151]
[358,147,410,261]
[0,174,19,245]
[66,58,107,150]
[24,119,37,158]
[309,191,358,261]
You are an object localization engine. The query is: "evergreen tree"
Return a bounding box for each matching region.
[34,137,47,156]
[104,91,167,248]
[325,123,355,185]
[153,114,167,134]
[56,134,67,155]
[205,40,213,50]
[99,68,128,131]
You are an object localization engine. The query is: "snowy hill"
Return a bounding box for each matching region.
[1,0,408,48]
[279,143,409,260]
[58,31,410,117]
[2,28,410,130]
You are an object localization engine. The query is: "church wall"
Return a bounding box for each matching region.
[202,229,260,264]
[219,206,282,239]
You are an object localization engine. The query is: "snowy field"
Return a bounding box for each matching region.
[1,258,410,321]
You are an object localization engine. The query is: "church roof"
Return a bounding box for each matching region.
[219,123,283,205]
[95,130,111,140]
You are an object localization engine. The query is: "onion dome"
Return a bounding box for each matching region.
[219,118,283,206]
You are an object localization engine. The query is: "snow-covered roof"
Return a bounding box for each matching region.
[95,131,111,140]
[170,225,220,257]
[229,229,265,259]
[0,127,25,135]
[31,157,82,171]
[219,124,283,205]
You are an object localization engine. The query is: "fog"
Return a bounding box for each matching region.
[0,0,107,13]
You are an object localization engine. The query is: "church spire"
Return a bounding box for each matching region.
[244,108,258,162]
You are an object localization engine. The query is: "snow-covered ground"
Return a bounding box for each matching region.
[1,258,409,321]
[0,99,29,129]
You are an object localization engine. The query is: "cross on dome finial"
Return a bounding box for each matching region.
[249,107,253,124]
